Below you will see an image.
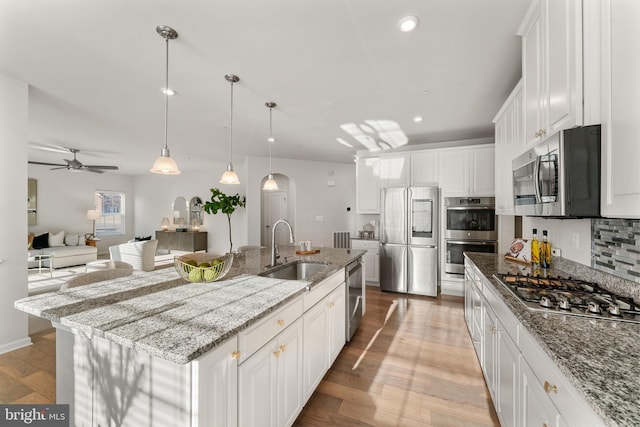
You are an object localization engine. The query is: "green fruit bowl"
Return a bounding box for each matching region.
[174,253,234,283]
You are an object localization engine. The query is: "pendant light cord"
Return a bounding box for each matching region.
[268,106,273,173]
[229,80,234,166]
[163,37,169,150]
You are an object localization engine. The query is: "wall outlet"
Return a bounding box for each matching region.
[551,248,561,257]
[315,216,324,221]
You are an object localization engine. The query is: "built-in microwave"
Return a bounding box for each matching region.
[512,125,601,217]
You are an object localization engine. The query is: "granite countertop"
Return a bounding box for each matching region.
[15,247,365,365]
[465,253,640,427]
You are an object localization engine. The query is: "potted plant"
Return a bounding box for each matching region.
[203,188,246,253]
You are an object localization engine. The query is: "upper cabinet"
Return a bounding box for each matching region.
[410,151,439,186]
[493,81,524,215]
[356,157,380,214]
[379,153,410,188]
[440,146,495,197]
[600,0,640,218]
[519,0,583,148]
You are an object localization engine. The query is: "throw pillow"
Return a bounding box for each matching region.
[65,233,80,246]
[134,236,152,241]
[49,230,65,247]
[32,233,49,249]
[28,233,34,250]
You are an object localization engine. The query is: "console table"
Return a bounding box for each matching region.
[155,231,208,253]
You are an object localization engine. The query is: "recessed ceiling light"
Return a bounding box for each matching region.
[399,16,419,32]
[413,116,423,123]
[162,87,175,96]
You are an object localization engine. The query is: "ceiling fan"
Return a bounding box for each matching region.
[28,148,119,174]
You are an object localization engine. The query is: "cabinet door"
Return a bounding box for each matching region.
[379,154,410,188]
[470,147,495,196]
[522,0,546,147]
[328,284,346,364]
[497,325,519,427]
[547,0,582,135]
[440,150,470,195]
[192,337,238,427]
[239,343,277,427]
[483,305,497,399]
[410,151,439,186]
[277,320,304,427]
[601,0,640,218]
[521,359,564,427]
[363,250,380,283]
[302,300,329,399]
[356,157,380,214]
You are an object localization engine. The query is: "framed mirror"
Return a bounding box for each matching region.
[172,196,188,225]
[28,178,37,226]
[189,196,204,226]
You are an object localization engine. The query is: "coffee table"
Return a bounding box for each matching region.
[28,254,54,277]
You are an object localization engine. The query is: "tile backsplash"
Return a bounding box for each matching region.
[592,218,640,283]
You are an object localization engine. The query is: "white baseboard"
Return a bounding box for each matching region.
[0,336,32,355]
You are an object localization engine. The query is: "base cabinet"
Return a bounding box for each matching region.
[239,318,303,427]
[351,239,379,284]
[464,257,604,427]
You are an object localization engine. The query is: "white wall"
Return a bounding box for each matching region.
[246,156,356,248]
[0,74,30,353]
[28,164,135,255]
[133,160,248,255]
[522,217,592,266]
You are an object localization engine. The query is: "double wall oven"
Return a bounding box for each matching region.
[444,197,497,275]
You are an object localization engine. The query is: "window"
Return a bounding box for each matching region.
[94,191,125,236]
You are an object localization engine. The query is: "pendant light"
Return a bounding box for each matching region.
[220,74,241,184]
[263,102,279,191]
[151,25,181,175]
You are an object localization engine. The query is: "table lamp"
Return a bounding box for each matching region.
[86,209,102,239]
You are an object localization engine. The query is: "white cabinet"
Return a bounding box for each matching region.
[520,358,565,427]
[493,80,524,215]
[519,0,583,147]
[351,239,379,284]
[192,337,239,427]
[600,0,640,218]
[239,319,303,427]
[356,157,380,214]
[303,282,346,399]
[440,146,495,196]
[379,153,410,187]
[410,151,439,186]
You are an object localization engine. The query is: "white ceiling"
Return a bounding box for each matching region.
[1,0,530,175]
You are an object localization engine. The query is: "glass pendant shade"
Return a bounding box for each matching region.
[263,174,279,191]
[151,25,180,175]
[220,164,240,185]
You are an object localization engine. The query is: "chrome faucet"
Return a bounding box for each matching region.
[270,219,295,267]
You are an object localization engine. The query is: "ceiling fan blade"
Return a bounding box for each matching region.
[28,142,72,154]
[85,168,105,174]
[50,166,69,171]
[84,165,119,170]
[28,161,66,167]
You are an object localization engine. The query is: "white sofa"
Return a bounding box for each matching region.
[109,239,158,272]
[28,230,98,269]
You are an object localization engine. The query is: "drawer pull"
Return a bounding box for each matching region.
[280,344,287,352]
[273,350,281,358]
[490,325,497,334]
[277,319,285,327]
[231,351,241,360]
[543,380,557,394]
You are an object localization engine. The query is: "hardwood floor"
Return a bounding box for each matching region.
[0,287,498,427]
[294,286,499,426]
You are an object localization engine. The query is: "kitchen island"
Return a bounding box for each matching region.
[15,246,365,427]
[465,252,640,427]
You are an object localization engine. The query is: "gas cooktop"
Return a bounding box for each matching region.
[493,273,640,324]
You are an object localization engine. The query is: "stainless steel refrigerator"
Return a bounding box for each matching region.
[379,186,438,296]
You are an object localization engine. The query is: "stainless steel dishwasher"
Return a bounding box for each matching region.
[346,258,363,341]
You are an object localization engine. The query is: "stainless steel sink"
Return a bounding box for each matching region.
[261,262,329,280]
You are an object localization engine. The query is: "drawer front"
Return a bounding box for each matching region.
[351,240,379,251]
[238,296,303,362]
[303,269,344,311]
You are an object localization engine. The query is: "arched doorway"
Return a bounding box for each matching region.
[260,173,295,248]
